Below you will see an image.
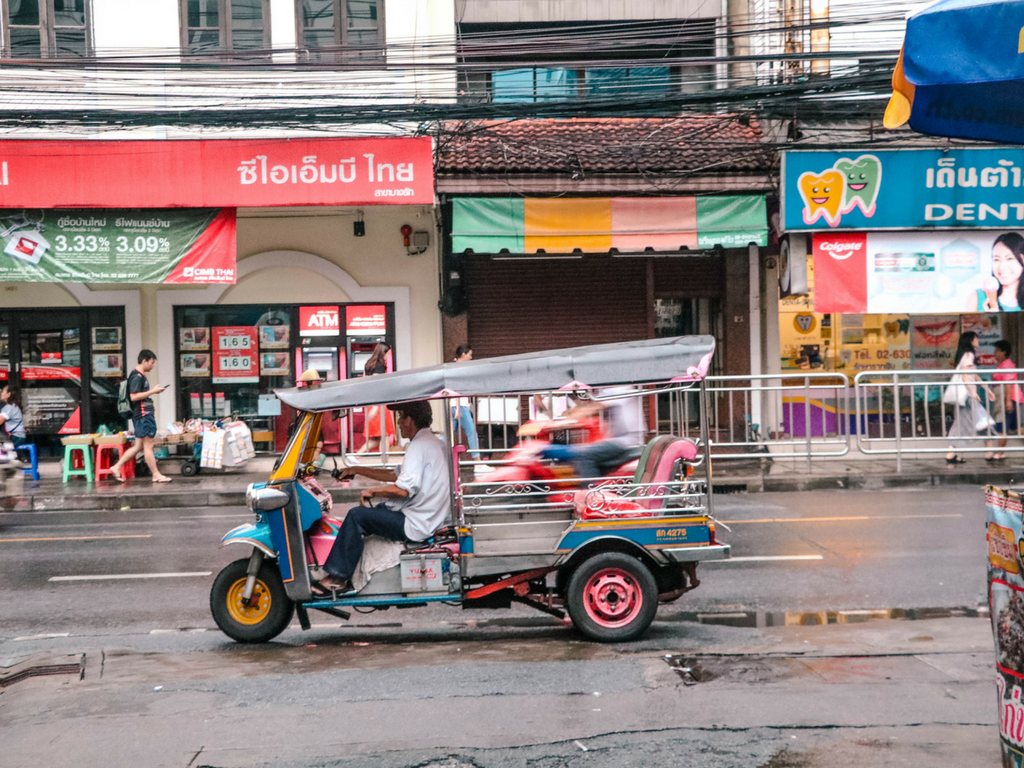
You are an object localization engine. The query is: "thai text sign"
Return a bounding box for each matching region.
[0,208,235,284]
[212,326,258,383]
[783,149,1024,231]
[0,138,433,208]
[812,230,1024,314]
[346,305,386,336]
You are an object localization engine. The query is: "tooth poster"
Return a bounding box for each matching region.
[0,208,236,284]
[813,231,1024,314]
[783,148,1024,231]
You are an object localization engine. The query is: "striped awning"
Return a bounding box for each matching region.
[452,196,768,254]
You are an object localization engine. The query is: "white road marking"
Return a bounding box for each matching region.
[12,633,70,641]
[49,571,212,582]
[714,555,824,563]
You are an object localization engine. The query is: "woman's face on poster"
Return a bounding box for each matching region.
[993,242,1024,287]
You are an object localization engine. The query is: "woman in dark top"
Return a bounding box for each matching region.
[364,343,391,376]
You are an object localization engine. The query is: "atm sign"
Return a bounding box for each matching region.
[299,306,340,336]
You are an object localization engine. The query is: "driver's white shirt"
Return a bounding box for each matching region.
[386,428,452,541]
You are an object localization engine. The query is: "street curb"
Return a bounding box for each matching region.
[715,469,1024,493]
[0,653,84,688]
[0,487,362,512]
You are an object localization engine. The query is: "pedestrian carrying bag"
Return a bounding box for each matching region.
[943,373,969,406]
[117,376,134,421]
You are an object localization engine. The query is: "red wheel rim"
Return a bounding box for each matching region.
[582,567,642,628]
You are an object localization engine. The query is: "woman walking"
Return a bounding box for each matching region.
[946,331,993,463]
[0,385,26,448]
[360,342,395,453]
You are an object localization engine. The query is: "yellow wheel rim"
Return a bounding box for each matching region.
[225,577,272,626]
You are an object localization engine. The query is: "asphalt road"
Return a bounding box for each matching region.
[0,487,988,649]
[0,487,999,768]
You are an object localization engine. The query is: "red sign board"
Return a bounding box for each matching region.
[300,306,340,337]
[212,326,258,383]
[346,305,387,336]
[812,233,869,313]
[0,138,434,208]
[21,366,81,382]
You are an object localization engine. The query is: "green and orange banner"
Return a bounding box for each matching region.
[452,196,767,254]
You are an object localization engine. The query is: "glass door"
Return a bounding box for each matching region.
[3,310,88,453]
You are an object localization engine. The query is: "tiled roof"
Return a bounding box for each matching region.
[436,117,771,176]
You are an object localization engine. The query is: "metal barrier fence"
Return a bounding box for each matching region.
[662,373,852,470]
[854,368,1024,472]
[334,368,1024,472]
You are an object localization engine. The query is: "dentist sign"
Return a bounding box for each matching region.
[782,148,1024,232]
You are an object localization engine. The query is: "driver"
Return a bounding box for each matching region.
[314,400,450,595]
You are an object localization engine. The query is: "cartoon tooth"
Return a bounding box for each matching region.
[835,155,882,217]
[798,169,845,227]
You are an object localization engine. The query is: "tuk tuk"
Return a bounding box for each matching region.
[210,335,730,643]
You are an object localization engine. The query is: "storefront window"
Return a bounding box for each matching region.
[174,302,394,452]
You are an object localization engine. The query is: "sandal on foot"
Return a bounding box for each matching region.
[946,456,966,464]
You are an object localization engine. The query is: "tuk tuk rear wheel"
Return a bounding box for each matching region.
[566,552,658,642]
[211,557,294,643]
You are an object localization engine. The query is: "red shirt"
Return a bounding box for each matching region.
[993,359,1024,403]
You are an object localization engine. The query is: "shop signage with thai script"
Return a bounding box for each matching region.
[345,305,386,336]
[812,230,1024,314]
[0,208,235,284]
[783,148,1024,231]
[0,138,433,208]
[212,326,258,383]
[300,306,340,336]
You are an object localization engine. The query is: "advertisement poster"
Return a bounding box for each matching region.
[21,365,80,382]
[180,327,210,351]
[92,353,123,378]
[784,148,1024,231]
[345,305,387,336]
[91,327,122,351]
[24,388,79,434]
[962,314,1002,367]
[0,208,236,284]
[984,488,1024,767]
[212,326,258,383]
[180,353,211,378]
[260,352,290,377]
[258,325,290,349]
[813,231,1024,314]
[911,316,960,369]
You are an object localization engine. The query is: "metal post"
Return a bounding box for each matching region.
[893,373,902,474]
[380,404,388,466]
[699,379,714,519]
[804,376,812,473]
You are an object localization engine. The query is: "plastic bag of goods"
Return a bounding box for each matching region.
[200,430,225,469]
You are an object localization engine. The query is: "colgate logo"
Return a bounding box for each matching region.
[820,240,864,260]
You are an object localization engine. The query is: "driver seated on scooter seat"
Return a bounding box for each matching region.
[539,385,644,481]
[314,400,450,595]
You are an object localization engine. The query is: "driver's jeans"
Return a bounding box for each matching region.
[324,503,407,581]
[541,439,631,481]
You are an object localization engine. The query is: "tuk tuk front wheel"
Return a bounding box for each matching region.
[210,557,294,643]
[566,552,658,642]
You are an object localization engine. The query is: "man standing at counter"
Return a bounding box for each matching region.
[314,400,450,595]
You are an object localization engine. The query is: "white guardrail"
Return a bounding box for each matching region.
[337,369,1024,472]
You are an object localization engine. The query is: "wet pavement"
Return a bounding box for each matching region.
[0,486,998,766]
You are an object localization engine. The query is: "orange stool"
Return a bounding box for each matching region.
[95,443,134,481]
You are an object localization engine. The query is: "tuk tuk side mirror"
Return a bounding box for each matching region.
[246,484,291,512]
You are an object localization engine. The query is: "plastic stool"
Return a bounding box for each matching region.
[62,444,94,483]
[95,443,133,481]
[18,443,39,481]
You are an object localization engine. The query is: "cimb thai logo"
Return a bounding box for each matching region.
[184,266,235,279]
[819,239,864,260]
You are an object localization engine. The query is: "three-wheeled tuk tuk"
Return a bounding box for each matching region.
[210,335,730,643]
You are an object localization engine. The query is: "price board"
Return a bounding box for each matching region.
[212,326,258,383]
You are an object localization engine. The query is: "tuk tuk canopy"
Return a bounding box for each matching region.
[275,335,716,413]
